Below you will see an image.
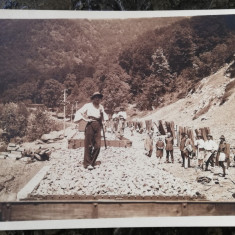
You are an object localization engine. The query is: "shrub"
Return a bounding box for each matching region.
[0,102,29,140]
[26,108,54,141]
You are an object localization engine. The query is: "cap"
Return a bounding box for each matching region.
[91,92,103,100]
[220,135,225,139]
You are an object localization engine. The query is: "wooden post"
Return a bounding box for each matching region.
[71,104,74,123]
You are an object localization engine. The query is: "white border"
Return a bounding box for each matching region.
[1,9,235,229]
[0,9,235,19]
[1,216,235,230]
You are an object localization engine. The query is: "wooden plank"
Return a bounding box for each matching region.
[78,120,87,132]
[68,139,132,148]
[158,120,166,135]
[1,201,235,221]
[200,128,207,141]
[170,121,175,139]
[145,120,152,132]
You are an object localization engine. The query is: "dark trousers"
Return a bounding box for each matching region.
[219,161,226,176]
[181,151,185,166]
[205,152,215,170]
[166,150,174,162]
[84,121,101,168]
[181,151,190,167]
[148,149,153,157]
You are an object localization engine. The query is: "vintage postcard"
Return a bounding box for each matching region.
[0,10,234,226]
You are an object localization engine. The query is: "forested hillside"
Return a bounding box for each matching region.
[0,15,235,112]
[119,15,235,110]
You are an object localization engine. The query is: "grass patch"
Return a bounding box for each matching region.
[220,80,235,105]
[193,100,213,120]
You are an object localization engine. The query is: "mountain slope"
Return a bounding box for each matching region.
[141,64,235,145]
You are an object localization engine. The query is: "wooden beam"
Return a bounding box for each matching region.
[1,201,235,221]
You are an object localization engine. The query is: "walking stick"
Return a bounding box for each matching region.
[100,111,107,150]
[102,123,107,150]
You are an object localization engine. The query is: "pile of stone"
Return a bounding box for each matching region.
[31,146,202,199]
[0,143,24,160]
[24,147,52,161]
[0,143,52,162]
[41,131,64,143]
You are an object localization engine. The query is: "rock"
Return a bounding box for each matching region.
[7,143,19,151]
[0,142,7,152]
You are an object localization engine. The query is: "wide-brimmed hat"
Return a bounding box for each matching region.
[91,92,103,100]
[220,135,225,140]
[207,134,212,137]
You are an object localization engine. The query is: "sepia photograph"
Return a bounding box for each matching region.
[0,10,235,223]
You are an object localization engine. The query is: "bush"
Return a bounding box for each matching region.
[0,102,29,140]
[26,108,55,141]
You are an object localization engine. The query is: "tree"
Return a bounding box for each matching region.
[101,73,130,112]
[27,108,54,141]
[41,79,64,108]
[0,103,29,139]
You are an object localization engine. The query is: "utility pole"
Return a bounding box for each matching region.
[63,89,67,137]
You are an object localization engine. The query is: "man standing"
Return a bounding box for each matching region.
[217,135,228,177]
[144,131,154,157]
[117,107,127,139]
[165,132,174,163]
[194,134,205,170]
[183,134,193,168]
[112,107,119,136]
[156,137,165,164]
[74,92,108,170]
[180,133,186,167]
[204,134,218,171]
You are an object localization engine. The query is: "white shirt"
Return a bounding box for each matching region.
[195,139,205,149]
[74,103,108,122]
[112,113,119,120]
[204,140,218,151]
[118,111,127,120]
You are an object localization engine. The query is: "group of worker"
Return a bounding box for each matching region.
[144,129,230,177]
[74,91,230,177]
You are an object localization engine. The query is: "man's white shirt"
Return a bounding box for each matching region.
[195,139,205,149]
[204,139,218,151]
[74,103,108,122]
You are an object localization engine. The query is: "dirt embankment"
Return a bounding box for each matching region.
[0,159,46,201]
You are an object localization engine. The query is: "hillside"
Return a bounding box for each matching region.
[0,17,181,108]
[0,15,235,113]
[141,63,235,145]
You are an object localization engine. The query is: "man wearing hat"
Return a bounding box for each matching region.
[117,107,127,138]
[112,107,120,136]
[156,137,165,164]
[204,134,218,171]
[74,92,108,170]
[195,134,205,169]
[144,131,154,157]
[217,135,228,177]
[179,132,186,167]
[165,132,174,163]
